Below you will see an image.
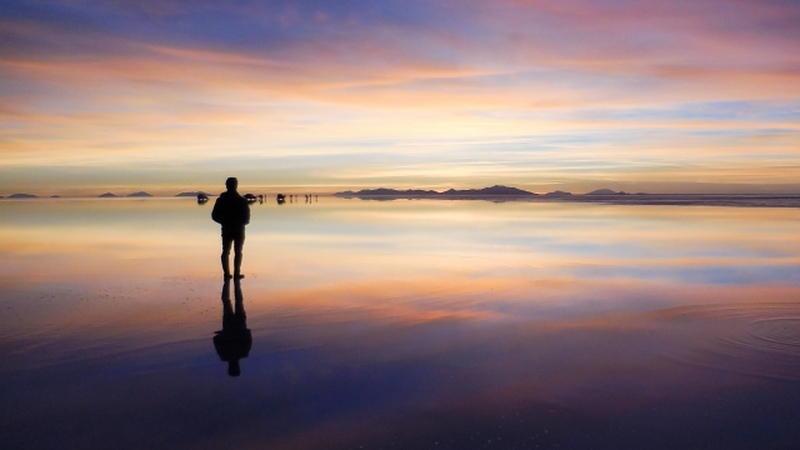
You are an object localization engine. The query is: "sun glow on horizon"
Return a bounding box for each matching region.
[1,0,799,194]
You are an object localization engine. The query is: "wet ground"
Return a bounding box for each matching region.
[2,197,800,449]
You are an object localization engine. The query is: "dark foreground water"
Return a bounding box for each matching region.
[1,197,800,449]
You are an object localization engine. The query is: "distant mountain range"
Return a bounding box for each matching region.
[97,191,153,198]
[4,187,800,208]
[336,185,536,198]
[334,186,800,207]
[333,185,634,199]
[335,186,637,199]
[98,191,152,198]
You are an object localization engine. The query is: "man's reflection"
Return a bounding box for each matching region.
[213,279,252,377]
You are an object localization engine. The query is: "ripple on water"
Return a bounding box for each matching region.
[658,303,800,381]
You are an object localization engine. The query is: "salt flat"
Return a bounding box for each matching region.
[2,197,800,449]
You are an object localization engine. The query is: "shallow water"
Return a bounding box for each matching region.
[2,197,800,449]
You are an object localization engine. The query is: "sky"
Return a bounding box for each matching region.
[1,0,799,196]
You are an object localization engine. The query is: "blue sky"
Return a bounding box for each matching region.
[1,0,799,195]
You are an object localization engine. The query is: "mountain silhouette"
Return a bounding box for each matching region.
[127,191,153,198]
[586,188,628,195]
[336,185,535,198]
[442,185,536,197]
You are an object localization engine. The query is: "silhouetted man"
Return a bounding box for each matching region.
[212,177,250,280]
[213,279,252,377]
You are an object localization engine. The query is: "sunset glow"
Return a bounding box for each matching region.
[1,0,798,195]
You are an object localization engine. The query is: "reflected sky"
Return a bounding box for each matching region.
[2,198,800,449]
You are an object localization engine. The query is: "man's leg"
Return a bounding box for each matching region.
[221,233,234,278]
[233,232,245,278]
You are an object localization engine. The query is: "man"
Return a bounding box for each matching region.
[212,177,250,279]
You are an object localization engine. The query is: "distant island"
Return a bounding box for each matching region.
[586,188,628,196]
[98,191,152,198]
[543,190,573,197]
[176,191,212,197]
[336,185,536,199]
[9,193,38,199]
[335,186,800,207]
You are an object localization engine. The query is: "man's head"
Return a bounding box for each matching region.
[228,360,241,377]
[225,177,238,192]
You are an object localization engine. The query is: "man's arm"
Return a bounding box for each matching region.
[211,197,223,224]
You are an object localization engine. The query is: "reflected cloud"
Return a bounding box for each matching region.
[3,199,800,448]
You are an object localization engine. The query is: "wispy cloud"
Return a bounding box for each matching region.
[0,0,798,194]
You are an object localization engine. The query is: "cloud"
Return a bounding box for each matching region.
[1,0,799,192]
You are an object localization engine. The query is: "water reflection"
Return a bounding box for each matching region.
[213,279,251,377]
[3,199,800,449]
